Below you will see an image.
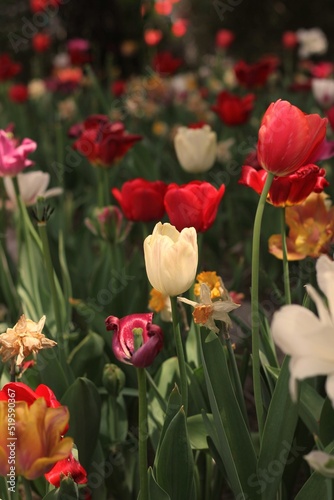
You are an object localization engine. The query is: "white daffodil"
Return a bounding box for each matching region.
[271,255,334,404]
[178,283,240,333]
[4,171,63,208]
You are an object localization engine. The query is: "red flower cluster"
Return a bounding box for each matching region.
[211,91,255,126]
[71,115,142,167]
[0,54,21,82]
[234,57,278,88]
[111,179,225,232]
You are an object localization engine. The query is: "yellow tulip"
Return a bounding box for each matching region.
[0,398,73,479]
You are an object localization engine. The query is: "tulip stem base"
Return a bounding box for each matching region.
[280,208,291,305]
[171,295,188,414]
[251,172,274,437]
[136,367,149,500]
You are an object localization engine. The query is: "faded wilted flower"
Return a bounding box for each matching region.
[0,315,56,365]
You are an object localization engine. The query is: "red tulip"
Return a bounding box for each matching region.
[111,80,126,97]
[153,51,183,76]
[239,164,328,207]
[45,452,87,487]
[172,19,188,38]
[144,29,163,46]
[282,31,298,49]
[164,181,225,232]
[211,91,255,126]
[72,115,142,167]
[234,57,278,88]
[257,100,327,176]
[0,54,21,82]
[105,313,163,368]
[32,33,51,52]
[215,29,235,49]
[112,178,167,222]
[8,84,28,103]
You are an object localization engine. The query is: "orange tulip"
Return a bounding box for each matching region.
[0,398,73,479]
[269,193,334,260]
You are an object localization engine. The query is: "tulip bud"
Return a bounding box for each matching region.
[174,125,217,173]
[144,222,198,296]
[102,363,126,397]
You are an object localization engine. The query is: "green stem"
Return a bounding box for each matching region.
[205,453,212,500]
[136,367,149,500]
[221,325,249,427]
[145,369,167,412]
[96,168,110,207]
[21,478,33,500]
[37,222,65,355]
[251,172,274,437]
[170,296,188,414]
[280,207,291,305]
[0,475,10,500]
[85,64,111,114]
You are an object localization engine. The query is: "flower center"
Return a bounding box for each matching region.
[193,304,214,324]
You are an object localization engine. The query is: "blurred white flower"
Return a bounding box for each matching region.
[296,28,328,58]
[27,79,47,100]
[4,171,63,208]
[272,255,334,404]
[311,78,334,107]
[304,451,334,478]
[174,125,217,173]
[216,138,235,164]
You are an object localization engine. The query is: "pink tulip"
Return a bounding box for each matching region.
[0,130,37,177]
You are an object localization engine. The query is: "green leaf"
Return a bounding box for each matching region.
[61,377,101,471]
[200,330,259,499]
[147,468,170,500]
[68,331,104,377]
[258,356,299,499]
[320,397,334,447]
[187,413,213,450]
[299,381,324,435]
[156,407,195,500]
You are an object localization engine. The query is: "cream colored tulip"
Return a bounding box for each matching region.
[144,222,198,297]
[174,125,217,173]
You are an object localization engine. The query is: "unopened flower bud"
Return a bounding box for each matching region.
[102,363,126,397]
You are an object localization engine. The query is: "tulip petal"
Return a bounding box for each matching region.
[131,334,163,367]
[316,255,334,321]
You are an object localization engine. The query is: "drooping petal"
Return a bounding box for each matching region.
[316,255,334,321]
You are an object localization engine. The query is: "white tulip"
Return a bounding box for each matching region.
[304,451,334,478]
[311,78,334,107]
[4,171,63,208]
[272,255,334,405]
[144,222,198,297]
[174,125,217,173]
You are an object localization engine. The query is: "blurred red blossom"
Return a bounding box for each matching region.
[211,91,255,126]
[8,84,28,104]
[234,56,278,88]
[0,54,21,82]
